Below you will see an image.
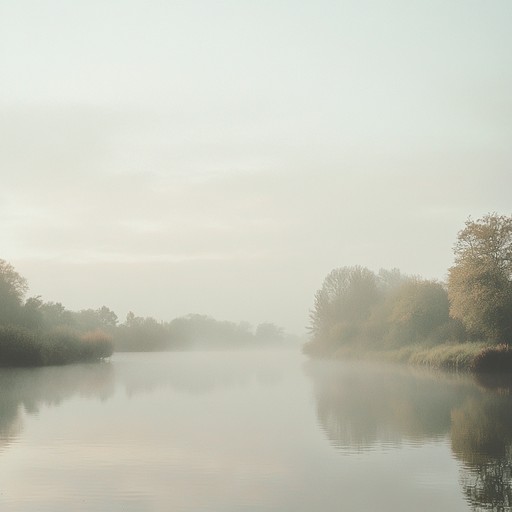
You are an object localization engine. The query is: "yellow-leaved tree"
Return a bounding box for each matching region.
[448,213,512,343]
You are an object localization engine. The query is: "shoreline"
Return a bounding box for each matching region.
[303,341,512,373]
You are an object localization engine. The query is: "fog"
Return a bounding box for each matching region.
[1,1,511,332]
[3,351,512,511]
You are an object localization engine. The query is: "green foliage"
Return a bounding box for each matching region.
[0,258,285,363]
[0,259,28,326]
[0,325,112,367]
[0,326,42,366]
[448,213,512,343]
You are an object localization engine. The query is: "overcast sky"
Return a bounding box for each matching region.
[1,0,511,333]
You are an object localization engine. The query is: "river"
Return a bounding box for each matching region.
[0,349,511,511]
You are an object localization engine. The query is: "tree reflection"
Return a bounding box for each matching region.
[451,392,512,511]
[0,363,114,451]
[307,360,512,511]
[305,360,470,449]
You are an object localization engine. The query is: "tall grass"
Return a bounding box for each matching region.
[406,342,488,371]
[305,340,512,373]
[0,326,113,367]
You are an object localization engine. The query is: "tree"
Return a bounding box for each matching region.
[255,323,284,342]
[308,266,381,348]
[448,213,512,343]
[385,279,453,345]
[0,259,28,326]
[73,306,118,332]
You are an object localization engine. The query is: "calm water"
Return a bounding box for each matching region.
[1,350,511,511]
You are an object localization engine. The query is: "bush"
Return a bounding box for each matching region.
[0,325,113,367]
[0,325,43,366]
[80,329,114,360]
[471,344,512,373]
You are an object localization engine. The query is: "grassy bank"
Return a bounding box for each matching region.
[0,326,113,367]
[304,341,512,373]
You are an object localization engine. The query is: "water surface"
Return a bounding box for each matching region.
[0,350,511,511]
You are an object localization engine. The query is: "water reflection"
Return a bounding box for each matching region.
[306,360,512,511]
[452,393,512,511]
[0,363,115,451]
[0,351,294,512]
[0,352,283,453]
[115,351,283,396]
[4,353,512,511]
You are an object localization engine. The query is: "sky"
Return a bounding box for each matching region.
[1,0,511,333]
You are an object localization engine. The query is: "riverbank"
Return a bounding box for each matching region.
[303,341,512,373]
[0,326,113,367]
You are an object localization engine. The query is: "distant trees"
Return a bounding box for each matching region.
[306,265,457,354]
[448,213,512,343]
[113,313,288,352]
[114,312,170,351]
[255,322,284,342]
[73,306,118,333]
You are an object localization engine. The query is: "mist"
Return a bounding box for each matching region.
[2,2,512,509]
[2,1,511,333]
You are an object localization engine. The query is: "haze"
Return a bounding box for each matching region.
[1,0,511,332]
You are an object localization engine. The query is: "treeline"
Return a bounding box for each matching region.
[18,301,289,352]
[0,259,291,366]
[305,213,512,370]
[0,260,113,367]
[113,313,289,352]
[305,267,463,353]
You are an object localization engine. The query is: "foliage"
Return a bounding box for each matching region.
[448,213,512,343]
[114,312,170,351]
[255,322,285,342]
[309,266,382,347]
[383,279,455,346]
[471,344,512,373]
[0,325,112,367]
[71,306,118,333]
[406,342,488,371]
[307,267,460,355]
[0,259,287,363]
[113,313,289,352]
[0,259,28,326]
[306,213,512,371]
[0,326,42,366]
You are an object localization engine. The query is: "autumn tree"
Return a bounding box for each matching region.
[448,213,512,343]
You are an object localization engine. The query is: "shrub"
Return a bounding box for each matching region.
[0,326,113,367]
[0,325,43,366]
[471,344,512,373]
[80,329,113,360]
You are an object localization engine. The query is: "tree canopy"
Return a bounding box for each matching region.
[448,213,512,343]
[306,266,457,354]
[0,259,28,326]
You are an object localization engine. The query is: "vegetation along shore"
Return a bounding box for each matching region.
[304,213,512,373]
[0,261,291,367]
